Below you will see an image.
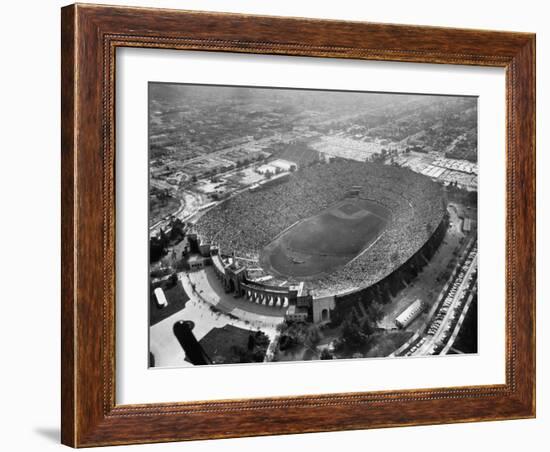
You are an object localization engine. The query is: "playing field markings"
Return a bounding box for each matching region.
[259,197,393,279]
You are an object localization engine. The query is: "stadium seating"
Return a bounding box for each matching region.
[195,160,445,296]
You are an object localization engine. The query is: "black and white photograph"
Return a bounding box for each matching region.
[1,0,543,449]
[148,83,479,367]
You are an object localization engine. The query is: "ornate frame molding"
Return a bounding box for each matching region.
[61,4,535,447]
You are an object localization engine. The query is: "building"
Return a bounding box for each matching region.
[311,295,335,323]
[210,248,335,323]
[153,287,168,309]
[346,185,362,197]
[395,299,424,329]
[285,305,309,322]
[462,217,473,233]
[186,254,209,271]
[178,232,213,271]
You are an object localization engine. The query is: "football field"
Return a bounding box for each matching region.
[260,198,391,279]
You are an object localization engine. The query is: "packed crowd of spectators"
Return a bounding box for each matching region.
[195,159,446,296]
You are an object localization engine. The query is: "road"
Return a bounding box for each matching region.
[149,198,185,232]
[440,288,477,355]
[411,251,477,355]
[390,240,477,358]
[149,270,282,368]
[149,190,205,236]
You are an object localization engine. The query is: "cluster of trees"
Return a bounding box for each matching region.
[149,217,186,263]
[445,129,477,162]
[150,230,169,263]
[231,331,270,363]
[188,153,270,186]
[276,321,321,352]
[368,148,399,164]
[335,315,374,350]
[236,152,266,168]
[329,277,402,327]
[153,188,174,206]
[168,217,185,241]
[150,266,172,279]
[271,304,387,360]
[333,301,385,353]
[446,183,477,207]
[166,272,179,289]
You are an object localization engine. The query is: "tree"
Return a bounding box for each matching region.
[305,325,321,348]
[379,281,392,304]
[341,316,365,347]
[169,217,185,241]
[364,301,384,327]
[339,313,375,350]
[159,228,168,246]
[253,331,270,348]
[252,349,266,362]
[277,320,308,351]
[167,273,178,289]
[150,236,166,262]
[467,191,478,207]
[157,189,171,205]
[247,334,255,351]
[278,334,295,351]
[360,316,375,337]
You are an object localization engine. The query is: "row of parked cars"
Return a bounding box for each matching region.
[426,244,478,354]
[404,242,478,356]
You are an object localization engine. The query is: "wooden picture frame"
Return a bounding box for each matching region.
[61,3,536,447]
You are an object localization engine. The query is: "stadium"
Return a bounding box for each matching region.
[194,159,447,302]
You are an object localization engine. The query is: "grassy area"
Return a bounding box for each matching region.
[263,199,389,279]
[149,279,190,326]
